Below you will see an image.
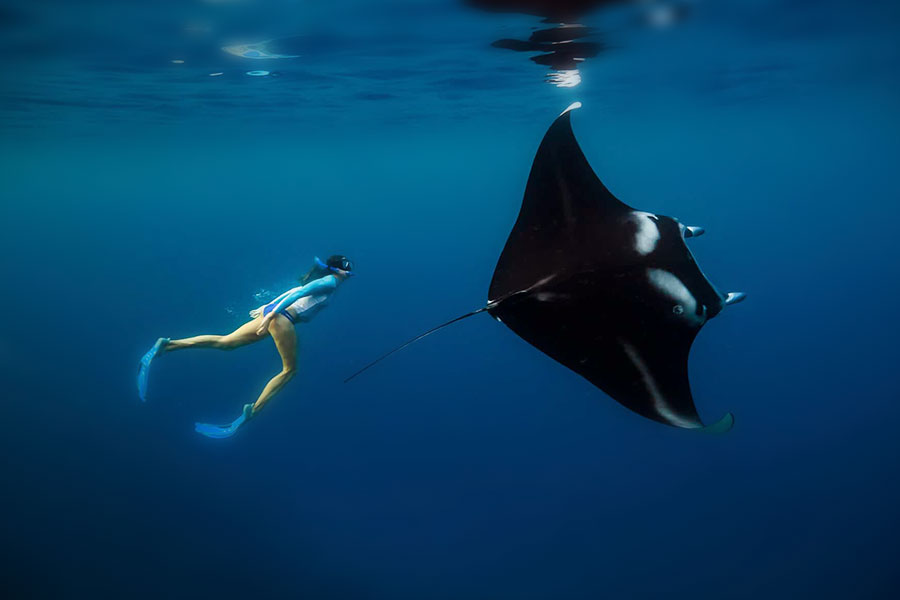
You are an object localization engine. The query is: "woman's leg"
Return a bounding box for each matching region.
[250,315,298,415]
[165,318,268,353]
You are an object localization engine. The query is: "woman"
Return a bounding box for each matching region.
[137,255,354,438]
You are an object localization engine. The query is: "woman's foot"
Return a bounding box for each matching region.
[155,337,171,355]
[195,403,256,439]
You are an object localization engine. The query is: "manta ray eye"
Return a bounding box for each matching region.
[672,305,684,315]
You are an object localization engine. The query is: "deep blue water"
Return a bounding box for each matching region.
[2,1,900,598]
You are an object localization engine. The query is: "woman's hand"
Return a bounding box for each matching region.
[256,315,272,336]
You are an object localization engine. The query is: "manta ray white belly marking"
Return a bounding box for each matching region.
[629,212,661,256]
[647,268,703,324]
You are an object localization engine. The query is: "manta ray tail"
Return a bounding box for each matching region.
[344,307,490,383]
[699,412,735,434]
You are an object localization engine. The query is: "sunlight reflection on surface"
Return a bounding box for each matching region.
[546,68,582,88]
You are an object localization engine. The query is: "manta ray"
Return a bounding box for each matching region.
[348,103,745,431]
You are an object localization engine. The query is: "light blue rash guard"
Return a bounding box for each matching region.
[252,274,339,324]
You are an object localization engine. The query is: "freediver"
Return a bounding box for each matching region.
[137,255,355,438]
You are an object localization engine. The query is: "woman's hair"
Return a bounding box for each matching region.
[299,255,353,283]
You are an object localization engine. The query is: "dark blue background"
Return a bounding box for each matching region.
[2,1,899,598]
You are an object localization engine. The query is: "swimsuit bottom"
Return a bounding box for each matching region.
[262,302,299,325]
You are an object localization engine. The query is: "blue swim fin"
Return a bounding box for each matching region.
[194,403,255,439]
[137,337,169,402]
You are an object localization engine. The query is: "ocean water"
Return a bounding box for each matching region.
[2,0,899,598]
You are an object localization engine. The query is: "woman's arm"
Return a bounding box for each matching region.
[249,288,294,318]
[269,276,336,313]
[255,276,337,334]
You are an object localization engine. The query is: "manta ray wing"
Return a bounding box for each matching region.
[489,103,633,302]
